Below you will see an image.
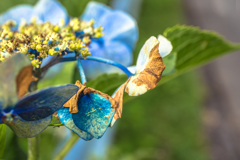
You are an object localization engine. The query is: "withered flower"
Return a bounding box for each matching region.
[57,35,172,140]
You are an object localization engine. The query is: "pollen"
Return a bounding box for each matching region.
[0,17,104,67]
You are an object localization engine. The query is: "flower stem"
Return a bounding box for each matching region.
[77,57,87,84]
[41,57,76,73]
[28,134,40,160]
[80,56,134,77]
[53,133,79,160]
[48,123,64,127]
[28,76,40,160]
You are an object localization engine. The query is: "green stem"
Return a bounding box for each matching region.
[48,123,64,127]
[28,134,40,160]
[53,133,79,160]
[28,72,40,160]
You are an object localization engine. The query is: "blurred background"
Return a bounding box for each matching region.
[1,0,240,160]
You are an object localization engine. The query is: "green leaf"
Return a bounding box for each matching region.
[0,124,6,158]
[162,52,177,76]
[163,25,240,72]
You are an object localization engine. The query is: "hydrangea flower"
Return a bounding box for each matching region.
[57,35,172,140]
[57,80,124,140]
[0,53,79,138]
[0,0,138,79]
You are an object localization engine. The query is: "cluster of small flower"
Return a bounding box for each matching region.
[0,17,103,68]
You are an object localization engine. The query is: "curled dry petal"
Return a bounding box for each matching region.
[63,80,86,113]
[110,78,130,127]
[158,35,173,58]
[16,65,37,99]
[125,36,165,96]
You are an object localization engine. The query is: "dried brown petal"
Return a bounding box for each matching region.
[125,37,165,96]
[63,80,86,113]
[16,65,37,99]
[110,79,130,127]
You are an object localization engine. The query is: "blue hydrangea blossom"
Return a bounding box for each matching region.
[0,0,139,79]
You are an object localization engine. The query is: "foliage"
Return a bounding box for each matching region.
[0,0,240,160]
[0,124,6,158]
[164,25,240,71]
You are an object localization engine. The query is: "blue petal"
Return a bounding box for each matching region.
[13,84,79,121]
[99,11,138,50]
[72,93,115,139]
[0,5,34,24]
[0,0,68,25]
[57,107,93,141]
[82,40,132,79]
[33,0,68,25]
[0,112,3,124]
[81,2,111,26]
[81,2,138,50]
[0,54,31,110]
[5,115,52,138]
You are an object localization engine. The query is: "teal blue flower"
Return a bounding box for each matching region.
[57,81,117,141]
[0,54,78,138]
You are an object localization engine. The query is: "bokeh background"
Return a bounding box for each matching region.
[1,0,240,160]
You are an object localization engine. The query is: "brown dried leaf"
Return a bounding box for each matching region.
[63,80,86,113]
[16,65,37,99]
[112,79,130,122]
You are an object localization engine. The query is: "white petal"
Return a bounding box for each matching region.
[126,76,148,96]
[158,35,173,58]
[127,66,137,74]
[136,36,159,73]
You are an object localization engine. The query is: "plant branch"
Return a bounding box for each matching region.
[53,133,79,160]
[28,73,40,160]
[48,123,64,127]
[28,134,40,160]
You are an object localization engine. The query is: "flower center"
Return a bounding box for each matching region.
[1,111,15,124]
[0,17,104,68]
